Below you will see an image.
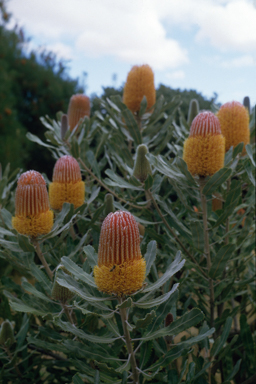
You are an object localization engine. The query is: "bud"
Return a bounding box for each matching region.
[212,193,223,212]
[183,111,225,176]
[49,155,85,210]
[217,101,249,152]
[67,94,90,131]
[104,194,115,216]
[0,320,15,347]
[243,96,250,114]
[94,211,146,295]
[133,144,152,182]
[123,65,156,114]
[187,99,199,126]
[61,114,68,140]
[51,265,74,303]
[12,171,53,237]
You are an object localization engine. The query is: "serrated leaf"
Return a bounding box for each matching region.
[55,319,121,344]
[30,263,52,295]
[18,234,34,252]
[105,169,143,190]
[61,256,97,287]
[116,297,133,309]
[202,168,232,195]
[134,310,156,330]
[143,252,184,293]
[136,308,204,342]
[211,317,232,357]
[0,226,15,237]
[21,280,52,302]
[144,240,157,276]
[176,157,197,186]
[233,142,244,158]
[115,356,130,373]
[222,359,242,383]
[26,132,56,149]
[84,245,98,269]
[0,208,13,229]
[4,291,45,315]
[209,244,236,279]
[246,144,255,167]
[135,283,179,309]
[244,159,256,186]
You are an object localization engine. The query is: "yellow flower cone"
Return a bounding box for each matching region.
[49,155,85,210]
[183,111,225,176]
[67,94,90,131]
[123,64,156,114]
[12,170,53,237]
[94,211,146,296]
[217,101,250,152]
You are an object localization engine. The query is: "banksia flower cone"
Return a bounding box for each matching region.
[67,94,90,131]
[133,144,152,182]
[12,171,53,237]
[217,101,249,152]
[123,65,156,114]
[94,211,146,295]
[52,265,74,303]
[0,320,15,346]
[183,111,225,176]
[49,155,85,210]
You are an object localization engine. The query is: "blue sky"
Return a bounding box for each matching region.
[8,0,256,107]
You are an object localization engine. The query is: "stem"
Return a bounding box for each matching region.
[199,178,214,329]
[118,298,139,384]
[62,303,74,325]
[147,190,208,279]
[78,158,143,210]
[31,238,53,281]
[5,347,21,377]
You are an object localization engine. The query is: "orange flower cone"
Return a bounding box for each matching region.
[123,64,156,114]
[94,211,146,295]
[49,155,85,210]
[12,171,53,237]
[217,101,249,152]
[67,94,90,131]
[183,111,225,176]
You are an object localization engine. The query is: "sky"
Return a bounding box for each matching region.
[7,0,256,107]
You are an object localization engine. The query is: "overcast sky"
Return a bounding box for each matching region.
[8,0,256,107]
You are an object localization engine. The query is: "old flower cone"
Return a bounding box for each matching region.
[12,170,53,237]
[217,101,250,152]
[123,64,155,114]
[49,155,85,210]
[183,111,225,176]
[67,94,90,131]
[94,211,146,295]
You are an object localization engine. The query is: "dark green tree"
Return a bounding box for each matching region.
[0,1,81,176]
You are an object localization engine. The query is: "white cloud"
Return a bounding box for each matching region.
[221,55,256,67]
[8,0,189,70]
[166,70,185,80]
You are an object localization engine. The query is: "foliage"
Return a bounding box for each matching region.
[0,88,255,383]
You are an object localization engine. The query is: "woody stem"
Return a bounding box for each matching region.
[118,298,139,384]
[31,237,53,281]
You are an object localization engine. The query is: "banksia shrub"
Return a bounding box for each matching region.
[123,64,156,114]
[217,101,249,152]
[67,94,90,131]
[183,111,225,176]
[52,265,74,303]
[0,320,15,346]
[133,144,152,182]
[94,211,146,295]
[49,155,85,210]
[12,171,53,237]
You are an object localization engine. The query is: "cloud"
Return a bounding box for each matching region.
[221,55,256,68]
[166,70,185,80]
[8,0,188,70]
